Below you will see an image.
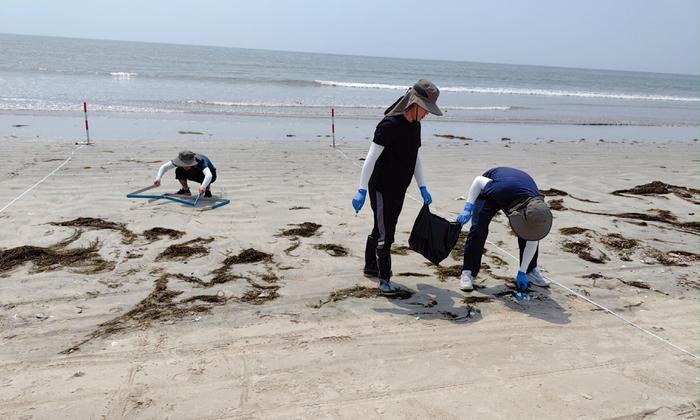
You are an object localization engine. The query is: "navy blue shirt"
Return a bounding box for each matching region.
[196,154,216,173]
[369,115,421,195]
[480,167,540,209]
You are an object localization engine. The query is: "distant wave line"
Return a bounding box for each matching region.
[314,80,700,102]
[187,100,512,111]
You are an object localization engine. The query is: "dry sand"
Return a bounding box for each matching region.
[0,136,698,419]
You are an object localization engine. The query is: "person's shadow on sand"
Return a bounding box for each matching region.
[474,283,571,325]
[375,281,570,325]
[374,282,483,324]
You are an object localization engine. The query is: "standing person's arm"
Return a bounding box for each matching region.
[456,176,491,225]
[154,161,176,186]
[358,143,384,191]
[352,143,384,213]
[413,154,432,205]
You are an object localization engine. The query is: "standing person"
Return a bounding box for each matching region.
[352,79,443,296]
[456,167,553,292]
[154,150,217,197]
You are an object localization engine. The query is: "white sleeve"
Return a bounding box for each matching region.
[519,241,538,273]
[201,167,213,189]
[358,143,384,190]
[467,176,492,204]
[156,161,176,181]
[413,154,426,187]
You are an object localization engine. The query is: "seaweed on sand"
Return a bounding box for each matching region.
[209,248,273,285]
[559,227,590,235]
[313,243,349,257]
[143,227,185,241]
[50,217,136,244]
[155,237,214,261]
[0,239,113,274]
[278,222,321,238]
[392,245,411,256]
[561,239,609,264]
[612,181,700,204]
[311,285,414,308]
[61,274,227,354]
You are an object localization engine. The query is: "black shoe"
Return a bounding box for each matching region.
[204,190,212,198]
[175,188,191,196]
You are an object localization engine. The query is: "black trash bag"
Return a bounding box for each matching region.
[408,204,462,265]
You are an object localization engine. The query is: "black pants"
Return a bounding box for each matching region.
[175,167,217,188]
[364,189,405,281]
[462,196,538,277]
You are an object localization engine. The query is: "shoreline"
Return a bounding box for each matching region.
[2,112,699,143]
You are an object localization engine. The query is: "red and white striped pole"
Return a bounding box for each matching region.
[83,101,91,144]
[331,107,335,148]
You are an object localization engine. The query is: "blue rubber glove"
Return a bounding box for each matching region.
[352,188,367,214]
[516,271,528,291]
[419,186,432,205]
[456,202,474,226]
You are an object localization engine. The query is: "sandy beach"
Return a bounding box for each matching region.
[0,135,698,419]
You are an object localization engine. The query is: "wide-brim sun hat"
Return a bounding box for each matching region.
[507,196,553,241]
[385,79,443,117]
[172,150,198,167]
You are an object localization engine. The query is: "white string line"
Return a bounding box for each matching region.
[0,144,85,214]
[336,145,700,361]
[486,242,700,361]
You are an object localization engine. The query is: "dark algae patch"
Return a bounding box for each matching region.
[50,217,136,244]
[600,233,638,250]
[313,243,349,257]
[61,274,227,354]
[143,227,185,241]
[210,248,274,285]
[278,222,321,238]
[450,231,468,260]
[559,227,590,235]
[223,248,272,264]
[283,239,300,256]
[561,240,609,264]
[572,208,699,235]
[540,188,568,197]
[397,272,431,277]
[237,285,280,305]
[392,245,411,256]
[463,296,494,304]
[548,199,566,211]
[156,237,214,261]
[0,240,113,274]
[612,181,700,204]
[430,264,462,281]
[311,285,414,308]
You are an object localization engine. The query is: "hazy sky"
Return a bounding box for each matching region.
[2,0,698,74]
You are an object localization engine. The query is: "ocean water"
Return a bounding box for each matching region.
[1,33,698,141]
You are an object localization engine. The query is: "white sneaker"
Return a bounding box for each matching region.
[527,267,550,287]
[459,270,474,291]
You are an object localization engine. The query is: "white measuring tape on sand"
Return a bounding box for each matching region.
[0,144,86,214]
[335,146,700,361]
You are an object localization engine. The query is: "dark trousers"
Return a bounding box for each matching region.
[175,167,217,188]
[462,196,538,277]
[364,189,405,281]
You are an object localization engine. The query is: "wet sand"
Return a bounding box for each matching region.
[0,136,698,419]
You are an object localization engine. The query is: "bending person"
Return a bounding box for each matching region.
[456,167,553,292]
[352,79,443,296]
[154,150,217,197]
